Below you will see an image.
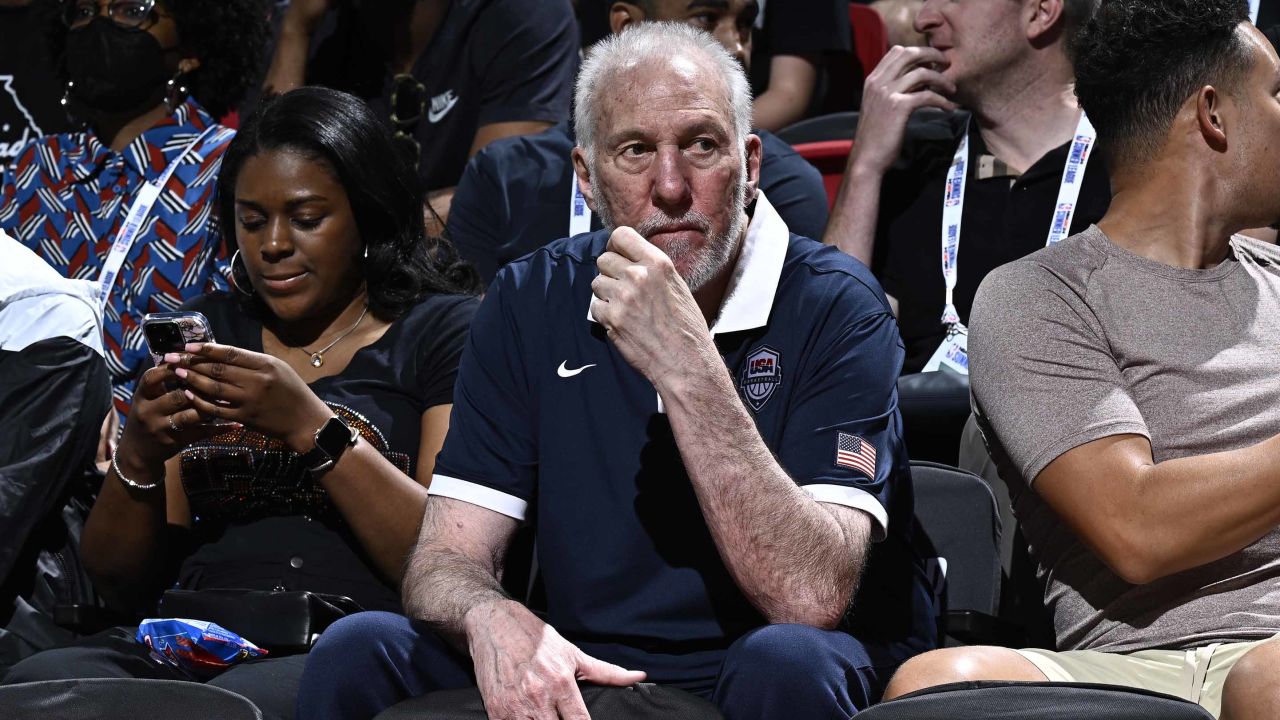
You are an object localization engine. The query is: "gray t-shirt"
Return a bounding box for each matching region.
[970,225,1280,653]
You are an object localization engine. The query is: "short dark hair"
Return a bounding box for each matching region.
[218,88,481,322]
[1074,0,1252,167]
[1062,0,1099,56]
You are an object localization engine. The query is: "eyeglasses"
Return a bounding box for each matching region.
[63,0,157,30]
[389,73,424,171]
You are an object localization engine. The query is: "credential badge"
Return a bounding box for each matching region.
[740,345,782,412]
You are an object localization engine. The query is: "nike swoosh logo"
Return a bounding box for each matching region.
[557,361,596,378]
[427,92,459,123]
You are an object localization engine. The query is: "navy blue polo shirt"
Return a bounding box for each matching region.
[447,120,831,283]
[432,194,930,685]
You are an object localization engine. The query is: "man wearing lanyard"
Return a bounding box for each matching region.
[445,1,830,285]
[823,0,1108,375]
[880,2,1280,715]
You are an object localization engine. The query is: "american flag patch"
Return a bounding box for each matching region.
[836,432,877,478]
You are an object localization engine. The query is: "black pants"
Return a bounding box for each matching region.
[0,626,306,720]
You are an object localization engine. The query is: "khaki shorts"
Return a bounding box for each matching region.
[1016,637,1279,718]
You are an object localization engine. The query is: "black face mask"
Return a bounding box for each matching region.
[65,17,170,114]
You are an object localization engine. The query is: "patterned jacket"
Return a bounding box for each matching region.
[0,99,233,422]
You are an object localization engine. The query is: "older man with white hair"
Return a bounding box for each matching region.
[296,22,934,720]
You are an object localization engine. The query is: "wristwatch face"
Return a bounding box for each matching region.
[316,416,356,457]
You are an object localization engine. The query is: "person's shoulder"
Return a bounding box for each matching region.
[471,121,573,173]
[476,0,574,23]
[8,129,86,172]
[495,230,605,286]
[398,292,482,329]
[757,129,803,162]
[889,108,969,177]
[756,129,823,183]
[974,227,1110,318]
[781,234,892,317]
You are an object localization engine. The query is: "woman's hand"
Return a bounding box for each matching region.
[115,365,215,478]
[168,343,334,455]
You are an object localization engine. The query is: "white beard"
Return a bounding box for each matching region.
[591,159,748,292]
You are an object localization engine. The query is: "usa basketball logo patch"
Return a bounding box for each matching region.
[740,345,782,412]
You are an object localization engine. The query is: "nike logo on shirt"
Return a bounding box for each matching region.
[428,90,459,123]
[557,361,596,378]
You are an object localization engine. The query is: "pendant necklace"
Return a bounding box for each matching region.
[298,303,370,368]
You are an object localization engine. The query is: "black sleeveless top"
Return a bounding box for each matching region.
[172,292,477,611]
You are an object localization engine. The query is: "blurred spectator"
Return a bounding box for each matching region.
[871,0,926,48]
[263,0,579,224]
[0,87,480,720]
[0,231,109,668]
[885,4,1280,715]
[0,0,73,167]
[448,6,830,284]
[751,0,854,130]
[0,0,270,429]
[824,0,1106,375]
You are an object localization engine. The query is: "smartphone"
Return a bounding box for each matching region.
[142,311,230,425]
[142,311,215,365]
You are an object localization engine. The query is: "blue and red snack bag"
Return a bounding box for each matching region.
[137,618,267,678]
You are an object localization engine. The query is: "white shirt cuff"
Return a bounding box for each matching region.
[803,484,889,542]
[429,475,528,521]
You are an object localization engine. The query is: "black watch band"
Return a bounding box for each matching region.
[301,415,359,476]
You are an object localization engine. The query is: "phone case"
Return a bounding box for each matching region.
[142,311,216,366]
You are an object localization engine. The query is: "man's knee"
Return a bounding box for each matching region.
[883,646,1046,701]
[310,611,410,667]
[721,624,841,684]
[1222,640,1280,719]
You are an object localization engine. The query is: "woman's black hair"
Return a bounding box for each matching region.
[40,0,271,119]
[217,86,481,320]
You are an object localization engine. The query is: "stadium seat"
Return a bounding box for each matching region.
[775,111,859,145]
[910,461,1017,646]
[850,4,890,78]
[0,678,263,719]
[898,369,971,465]
[790,139,854,209]
[859,680,1215,719]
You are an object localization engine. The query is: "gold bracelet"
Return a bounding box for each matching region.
[111,448,161,491]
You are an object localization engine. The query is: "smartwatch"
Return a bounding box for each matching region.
[301,415,359,475]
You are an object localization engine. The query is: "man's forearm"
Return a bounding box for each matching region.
[655,353,867,628]
[401,500,512,649]
[822,160,885,266]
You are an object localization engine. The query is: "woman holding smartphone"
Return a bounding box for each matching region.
[1,87,481,720]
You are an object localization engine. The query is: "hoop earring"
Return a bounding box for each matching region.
[363,244,369,261]
[229,250,254,296]
[165,73,189,113]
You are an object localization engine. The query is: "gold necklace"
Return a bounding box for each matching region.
[298,304,370,368]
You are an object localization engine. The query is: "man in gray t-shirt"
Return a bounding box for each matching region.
[879,2,1280,717]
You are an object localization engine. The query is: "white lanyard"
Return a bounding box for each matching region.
[96,125,220,310]
[568,177,592,237]
[1250,0,1260,24]
[939,112,1096,327]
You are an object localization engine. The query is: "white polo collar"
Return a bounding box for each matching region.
[587,191,789,335]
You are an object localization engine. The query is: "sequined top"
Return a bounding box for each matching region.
[171,291,478,610]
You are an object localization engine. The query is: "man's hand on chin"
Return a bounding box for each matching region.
[590,226,720,389]
[464,599,646,720]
